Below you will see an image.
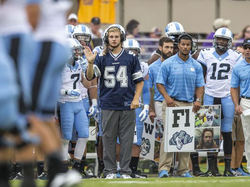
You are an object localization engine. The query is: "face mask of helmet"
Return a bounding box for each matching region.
[76,35,90,43]
[68,46,83,64]
[214,37,231,52]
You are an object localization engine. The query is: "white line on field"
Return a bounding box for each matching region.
[107,179,250,184]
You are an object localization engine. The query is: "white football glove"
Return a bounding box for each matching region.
[139,105,149,122]
[67,89,81,97]
[88,99,99,117]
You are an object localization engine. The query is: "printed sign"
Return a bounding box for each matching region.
[164,106,195,152]
[140,117,155,160]
[194,105,221,152]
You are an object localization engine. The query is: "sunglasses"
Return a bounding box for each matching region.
[243,46,250,50]
[245,30,250,33]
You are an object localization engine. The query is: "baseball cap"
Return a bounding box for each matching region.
[150,26,162,36]
[213,18,231,30]
[91,17,101,25]
[68,13,78,21]
[243,38,250,47]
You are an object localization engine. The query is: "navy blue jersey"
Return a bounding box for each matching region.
[91,49,143,110]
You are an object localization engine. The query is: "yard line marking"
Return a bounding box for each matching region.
[107,179,250,184]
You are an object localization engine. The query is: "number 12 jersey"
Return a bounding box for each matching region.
[197,48,242,98]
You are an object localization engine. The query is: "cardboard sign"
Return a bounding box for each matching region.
[164,105,221,152]
[140,117,155,160]
[194,105,221,152]
[164,106,195,152]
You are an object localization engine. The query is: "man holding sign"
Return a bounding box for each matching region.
[156,34,205,178]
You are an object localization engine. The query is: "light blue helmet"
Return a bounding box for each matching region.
[65,24,75,38]
[165,22,185,37]
[123,39,141,53]
[72,24,91,44]
[67,38,83,62]
[213,27,233,51]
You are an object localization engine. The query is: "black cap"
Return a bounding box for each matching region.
[91,17,101,25]
[243,38,250,47]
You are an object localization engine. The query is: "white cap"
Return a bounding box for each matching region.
[68,13,78,21]
[213,18,231,30]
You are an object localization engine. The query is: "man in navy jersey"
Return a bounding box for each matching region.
[84,24,144,179]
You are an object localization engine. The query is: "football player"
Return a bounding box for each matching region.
[197,28,242,176]
[122,39,150,178]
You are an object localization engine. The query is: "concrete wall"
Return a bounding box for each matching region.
[116,0,250,34]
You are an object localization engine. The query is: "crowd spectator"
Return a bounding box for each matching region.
[68,13,78,26]
[202,18,231,47]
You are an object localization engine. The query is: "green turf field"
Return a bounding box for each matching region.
[10,177,250,187]
[10,163,250,187]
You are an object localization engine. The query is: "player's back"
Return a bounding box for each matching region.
[34,0,71,44]
[198,48,241,97]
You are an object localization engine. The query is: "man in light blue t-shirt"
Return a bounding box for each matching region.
[156,34,205,178]
[231,38,250,174]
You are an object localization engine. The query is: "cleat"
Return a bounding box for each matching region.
[223,170,235,177]
[193,168,209,177]
[13,172,23,180]
[38,172,47,180]
[49,169,81,187]
[130,172,147,178]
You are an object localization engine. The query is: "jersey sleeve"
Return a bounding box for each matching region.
[235,53,242,64]
[197,50,206,66]
[156,61,168,85]
[142,79,150,105]
[132,56,144,84]
[140,61,149,78]
[148,66,154,88]
[195,62,205,88]
[231,66,240,88]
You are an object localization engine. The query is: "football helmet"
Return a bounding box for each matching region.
[165,22,185,37]
[72,24,91,45]
[213,27,233,52]
[67,38,83,63]
[123,39,141,54]
[103,24,126,44]
[65,24,75,38]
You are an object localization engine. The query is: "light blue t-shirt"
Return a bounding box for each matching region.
[231,59,250,97]
[149,58,164,102]
[156,53,205,102]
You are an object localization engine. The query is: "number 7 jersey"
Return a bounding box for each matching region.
[58,61,82,103]
[197,48,242,98]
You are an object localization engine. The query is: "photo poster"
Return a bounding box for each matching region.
[194,105,221,152]
[140,117,155,160]
[164,106,195,152]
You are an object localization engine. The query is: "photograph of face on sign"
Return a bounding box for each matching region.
[195,127,220,151]
[195,105,221,128]
[155,117,163,142]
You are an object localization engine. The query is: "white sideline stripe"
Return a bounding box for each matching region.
[108,179,250,184]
